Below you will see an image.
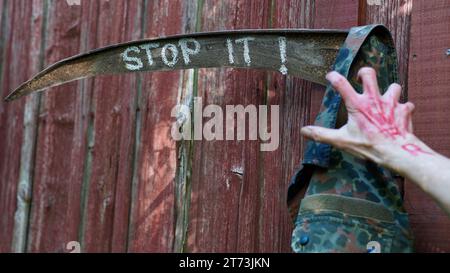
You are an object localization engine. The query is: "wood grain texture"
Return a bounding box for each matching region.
[81,0,143,253]
[405,0,450,253]
[312,0,359,118]
[1,0,449,253]
[187,0,359,253]
[127,0,188,252]
[0,0,34,252]
[173,0,200,253]
[314,0,359,29]
[363,0,412,99]
[0,0,4,28]
[27,0,86,252]
[187,0,271,252]
[10,0,46,253]
[266,0,316,253]
[0,0,14,252]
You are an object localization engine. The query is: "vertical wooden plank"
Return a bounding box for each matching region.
[262,0,315,253]
[314,0,359,29]
[0,0,30,252]
[0,0,4,28]
[67,0,98,253]
[0,0,6,69]
[81,0,143,253]
[311,0,359,118]
[27,0,84,252]
[186,0,359,253]
[173,0,200,253]
[405,0,450,253]
[0,0,49,253]
[363,0,412,98]
[0,0,13,253]
[127,0,188,252]
[231,0,272,253]
[187,0,271,253]
[11,0,46,253]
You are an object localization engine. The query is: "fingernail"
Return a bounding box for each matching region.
[326,71,339,81]
[406,102,415,112]
[301,126,313,136]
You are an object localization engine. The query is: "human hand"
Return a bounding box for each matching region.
[301,67,433,167]
[302,67,450,214]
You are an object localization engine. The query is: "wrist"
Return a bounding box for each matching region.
[373,133,435,175]
[374,134,450,210]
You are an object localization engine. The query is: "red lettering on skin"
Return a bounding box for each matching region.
[358,97,405,140]
[355,97,430,157]
[401,143,433,156]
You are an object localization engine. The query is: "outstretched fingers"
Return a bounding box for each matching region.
[301,126,345,147]
[404,102,415,113]
[383,83,402,103]
[400,102,415,133]
[326,71,359,107]
[358,67,381,97]
[301,125,377,162]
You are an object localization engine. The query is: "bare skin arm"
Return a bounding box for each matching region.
[301,67,450,216]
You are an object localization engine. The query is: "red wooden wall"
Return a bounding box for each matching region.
[0,0,449,253]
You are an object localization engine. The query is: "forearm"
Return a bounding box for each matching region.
[308,68,450,215]
[375,135,450,215]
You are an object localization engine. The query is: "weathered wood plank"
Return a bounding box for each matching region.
[311,0,359,119]
[262,0,316,253]
[27,0,84,252]
[314,0,359,29]
[0,0,4,29]
[0,0,31,253]
[187,0,271,252]
[310,0,359,119]
[173,0,200,253]
[315,0,359,28]
[11,0,47,253]
[0,0,6,57]
[65,0,98,254]
[405,0,450,252]
[0,0,13,253]
[81,0,143,253]
[363,0,412,98]
[127,0,187,252]
[5,0,449,254]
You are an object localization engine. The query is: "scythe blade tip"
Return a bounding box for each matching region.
[4,84,29,102]
[4,92,18,102]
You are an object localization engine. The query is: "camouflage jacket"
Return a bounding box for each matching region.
[288,25,414,253]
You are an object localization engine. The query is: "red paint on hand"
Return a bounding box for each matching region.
[310,68,428,162]
[327,68,413,142]
[358,97,406,140]
[401,143,433,156]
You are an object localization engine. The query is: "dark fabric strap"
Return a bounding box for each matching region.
[299,194,395,223]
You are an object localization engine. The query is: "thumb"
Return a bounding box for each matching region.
[301,126,342,146]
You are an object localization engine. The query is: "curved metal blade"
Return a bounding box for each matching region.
[4,29,348,101]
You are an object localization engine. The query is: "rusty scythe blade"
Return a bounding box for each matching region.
[4,29,348,102]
